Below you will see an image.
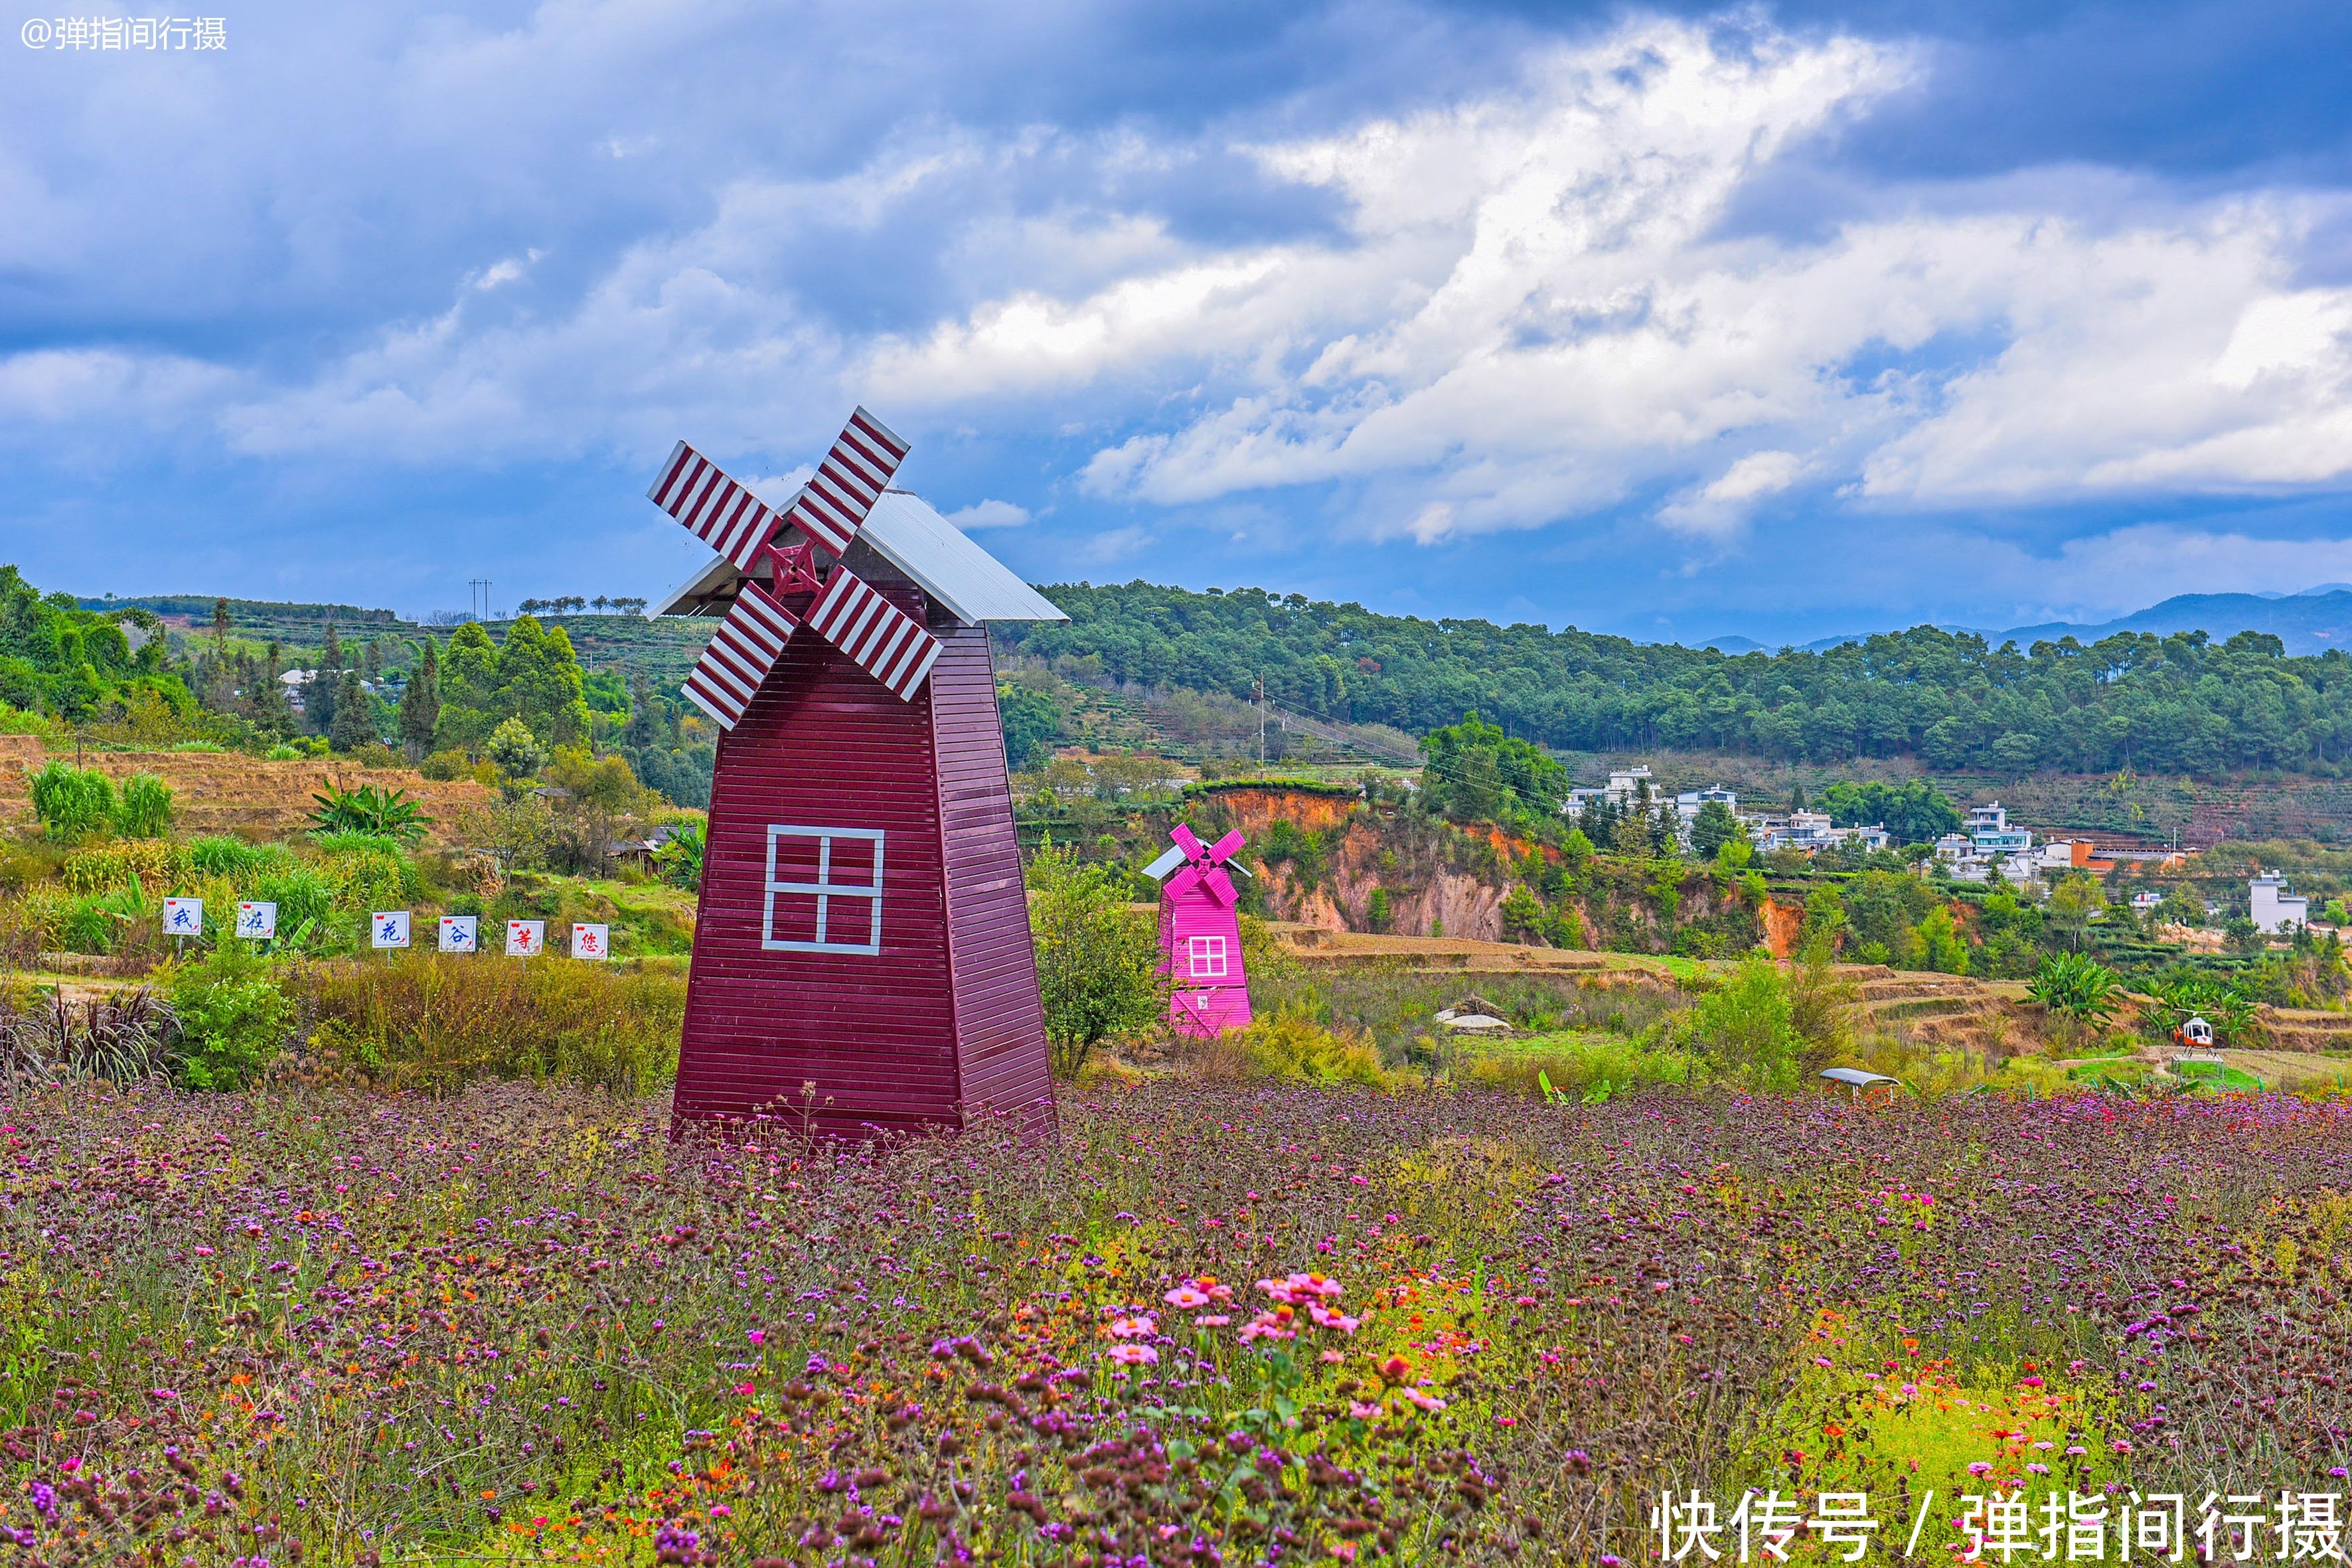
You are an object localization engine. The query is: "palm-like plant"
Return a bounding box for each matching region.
[308,783,432,843]
[655,821,706,891]
[2027,950,2124,1026]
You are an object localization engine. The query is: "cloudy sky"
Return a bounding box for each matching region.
[6,0,2352,643]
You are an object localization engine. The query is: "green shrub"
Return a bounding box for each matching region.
[29,761,115,841]
[112,773,175,838]
[186,834,285,879]
[61,894,119,955]
[313,836,420,911]
[418,747,471,781]
[264,744,305,761]
[250,865,339,936]
[162,947,297,1090]
[1026,836,1165,1077]
[1189,1009,1386,1087]
[1462,1034,1699,1101]
[1684,955,1806,1090]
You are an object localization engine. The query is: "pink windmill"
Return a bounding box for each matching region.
[1143,824,1253,1037]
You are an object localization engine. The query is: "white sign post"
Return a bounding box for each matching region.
[571,922,609,961]
[372,911,412,950]
[236,902,277,941]
[162,898,203,941]
[438,914,479,953]
[505,919,544,957]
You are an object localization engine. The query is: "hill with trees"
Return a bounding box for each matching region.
[1002,581,2352,778]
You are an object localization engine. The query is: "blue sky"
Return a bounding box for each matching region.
[5,0,2352,645]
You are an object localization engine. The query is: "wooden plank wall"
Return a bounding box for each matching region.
[931,621,1056,1137]
[672,578,964,1137]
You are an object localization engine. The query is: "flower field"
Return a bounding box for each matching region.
[5,1079,2351,1565]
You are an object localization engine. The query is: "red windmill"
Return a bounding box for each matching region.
[643,408,1065,1138]
[1143,824,1254,1037]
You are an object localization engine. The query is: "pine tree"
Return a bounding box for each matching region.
[329,669,374,752]
[321,620,343,672]
[398,641,441,759]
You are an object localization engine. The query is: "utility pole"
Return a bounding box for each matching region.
[1255,674,1267,771]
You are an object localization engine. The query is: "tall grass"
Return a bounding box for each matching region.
[297,949,683,1092]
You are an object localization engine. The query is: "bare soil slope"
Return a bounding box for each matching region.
[0,736,493,844]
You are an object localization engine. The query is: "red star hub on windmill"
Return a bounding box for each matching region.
[644,408,1064,1138]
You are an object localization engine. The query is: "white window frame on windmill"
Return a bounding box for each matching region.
[763,824,886,955]
[1188,934,1229,980]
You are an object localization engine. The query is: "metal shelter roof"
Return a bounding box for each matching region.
[649,488,1065,626]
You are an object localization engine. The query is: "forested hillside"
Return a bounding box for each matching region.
[1,567,195,721]
[1003,582,2352,777]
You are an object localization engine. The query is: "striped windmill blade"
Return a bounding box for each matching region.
[680,582,800,731]
[806,564,943,702]
[647,442,785,572]
[785,406,910,558]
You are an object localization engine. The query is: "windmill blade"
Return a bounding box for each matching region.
[1206,828,1245,864]
[1170,823,1207,861]
[787,406,911,558]
[648,442,785,572]
[680,581,799,731]
[1141,844,1188,881]
[1202,865,1238,907]
[807,564,942,702]
[1164,863,1205,900]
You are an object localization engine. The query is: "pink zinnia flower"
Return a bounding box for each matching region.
[1403,1389,1447,1412]
[1107,1315,1156,1340]
[1164,1285,1212,1310]
[1307,1304,1360,1335]
[1108,1343,1158,1365]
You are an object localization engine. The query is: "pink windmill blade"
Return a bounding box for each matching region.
[1160,824,1210,900]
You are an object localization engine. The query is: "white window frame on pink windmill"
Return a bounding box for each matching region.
[1187,933,1228,979]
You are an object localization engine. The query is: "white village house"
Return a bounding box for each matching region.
[2250,870,2310,935]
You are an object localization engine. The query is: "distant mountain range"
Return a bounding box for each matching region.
[1701,586,2352,657]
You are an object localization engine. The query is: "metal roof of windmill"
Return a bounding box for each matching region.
[650,488,1065,625]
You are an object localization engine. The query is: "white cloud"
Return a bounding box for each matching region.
[19,5,2352,559]
[940,499,1030,529]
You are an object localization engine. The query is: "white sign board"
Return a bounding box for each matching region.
[505,919,544,957]
[438,914,479,953]
[236,901,277,939]
[571,922,609,961]
[162,897,203,937]
[372,911,412,949]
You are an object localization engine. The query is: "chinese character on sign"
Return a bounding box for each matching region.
[439,915,478,953]
[163,896,202,935]
[762,824,884,955]
[571,923,608,961]
[372,911,411,949]
[236,902,277,940]
[506,919,544,957]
